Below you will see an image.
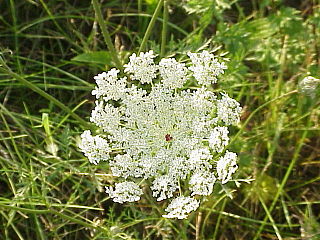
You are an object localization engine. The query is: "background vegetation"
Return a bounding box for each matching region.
[0,0,319,239]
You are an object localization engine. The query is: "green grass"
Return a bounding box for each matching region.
[0,0,319,239]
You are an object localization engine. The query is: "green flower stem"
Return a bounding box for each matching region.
[92,0,123,70]
[138,0,164,54]
[212,198,227,239]
[203,207,300,228]
[138,0,142,30]
[0,56,91,129]
[195,211,202,240]
[259,194,283,240]
[160,0,169,58]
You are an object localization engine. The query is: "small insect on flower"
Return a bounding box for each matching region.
[79,50,242,219]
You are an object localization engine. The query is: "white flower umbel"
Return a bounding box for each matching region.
[299,76,320,96]
[189,148,213,171]
[159,58,188,88]
[90,101,121,132]
[151,175,179,201]
[189,170,216,196]
[110,154,144,179]
[216,151,238,184]
[209,126,229,153]
[105,181,143,204]
[162,196,200,219]
[216,93,242,125]
[80,50,242,219]
[92,68,127,101]
[124,50,157,84]
[188,50,227,86]
[79,130,110,165]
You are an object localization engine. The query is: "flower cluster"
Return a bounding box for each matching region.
[79,50,242,219]
[299,76,320,97]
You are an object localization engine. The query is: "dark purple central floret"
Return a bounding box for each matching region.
[165,134,173,142]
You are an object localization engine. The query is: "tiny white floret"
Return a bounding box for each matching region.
[189,170,216,196]
[216,93,242,125]
[159,58,188,88]
[92,68,127,101]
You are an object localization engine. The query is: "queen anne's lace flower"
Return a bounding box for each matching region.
[162,196,200,219]
[80,50,242,219]
[216,151,238,184]
[105,181,143,204]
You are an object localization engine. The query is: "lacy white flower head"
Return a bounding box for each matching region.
[162,196,200,219]
[188,50,227,85]
[299,76,320,97]
[79,130,110,165]
[216,150,238,184]
[105,181,143,204]
[79,50,242,219]
[123,50,157,84]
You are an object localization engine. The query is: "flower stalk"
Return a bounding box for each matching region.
[160,0,169,58]
[138,0,164,53]
[92,0,123,70]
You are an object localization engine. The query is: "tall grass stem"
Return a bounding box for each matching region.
[138,0,164,53]
[92,0,123,70]
[160,0,169,57]
[0,56,91,129]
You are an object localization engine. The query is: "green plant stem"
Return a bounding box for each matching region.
[9,0,22,73]
[259,195,282,240]
[253,113,311,239]
[203,207,300,228]
[92,0,122,70]
[0,211,23,240]
[0,112,26,167]
[0,204,109,234]
[0,56,91,129]
[195,211,202,240]
[112,13,188,36]
[138,0,164,53]
[160,0,169,57]
[212,198,227,240]
[138,0,142,30]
